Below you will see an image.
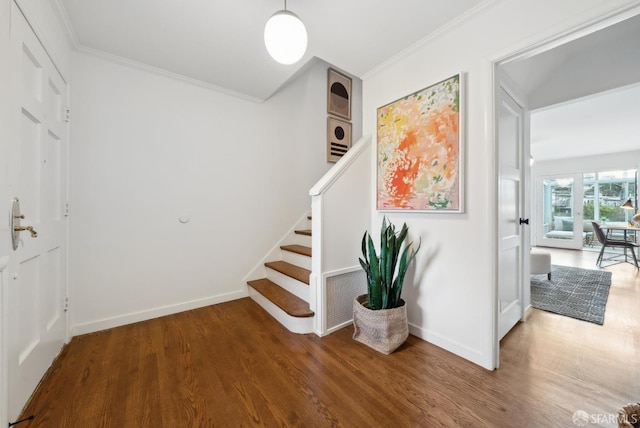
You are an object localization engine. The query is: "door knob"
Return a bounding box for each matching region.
[10,197,38,250]
[519,218,529,225]
[14,225,38,238]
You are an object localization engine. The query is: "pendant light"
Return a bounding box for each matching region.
[264,0,307,65]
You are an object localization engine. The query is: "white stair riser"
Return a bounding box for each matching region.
[266,268,309,302]
[290,233,312,247]
[248,288,313,334]
[281,251,312,271]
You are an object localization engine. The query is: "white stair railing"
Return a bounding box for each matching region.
[309,135,372,336]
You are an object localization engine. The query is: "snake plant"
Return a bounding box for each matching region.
[359,217,420,310]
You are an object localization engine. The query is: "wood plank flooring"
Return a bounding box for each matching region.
[19,248,640,427]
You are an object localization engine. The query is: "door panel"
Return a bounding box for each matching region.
[498,88,524,341]
[44,247,63,331]
[44,132,63,221]
[7,3,68,420]
[19,112,41,220]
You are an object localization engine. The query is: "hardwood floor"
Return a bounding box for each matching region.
[19,249,640,427]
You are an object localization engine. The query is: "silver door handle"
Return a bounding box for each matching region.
[14,225,38,238]
[10,197,38,250]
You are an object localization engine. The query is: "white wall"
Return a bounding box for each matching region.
[363,0,640,369]
[69,53,362,334]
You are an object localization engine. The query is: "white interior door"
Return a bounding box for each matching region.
[497,88,525,341]
[6,3,68,420]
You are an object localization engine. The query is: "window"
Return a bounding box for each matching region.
[583,170,637,223]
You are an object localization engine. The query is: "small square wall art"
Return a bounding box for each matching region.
[376,73,463,212]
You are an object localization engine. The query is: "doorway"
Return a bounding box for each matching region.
[494,9,640,368]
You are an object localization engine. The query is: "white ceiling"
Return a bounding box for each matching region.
[530,84,640,161]
[52,1,640,160]
[55,0,482,101]
[502,14,640,161]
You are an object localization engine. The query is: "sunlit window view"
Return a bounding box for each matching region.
[541,170,637,250]
[583,170,637,223]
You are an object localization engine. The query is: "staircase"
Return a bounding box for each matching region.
[247,216,315,334]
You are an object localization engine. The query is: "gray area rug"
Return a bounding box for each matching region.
[530,264,612,325]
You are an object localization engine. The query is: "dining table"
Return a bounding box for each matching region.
[601,222,639,265]
[602,222,640,242]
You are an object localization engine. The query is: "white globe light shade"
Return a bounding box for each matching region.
[264,10,307,65]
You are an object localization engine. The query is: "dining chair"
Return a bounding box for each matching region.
[592,221,639,268]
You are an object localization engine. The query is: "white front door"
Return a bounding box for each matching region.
[6,3,68,420]
[497,87,525,341]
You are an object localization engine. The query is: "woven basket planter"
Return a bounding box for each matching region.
[618,403,640,428]
[352,294,408,355]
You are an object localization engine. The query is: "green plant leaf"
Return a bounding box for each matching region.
[361,231,368,262]
[383,227,397,309]
[359,218,421,310]
[367,233,381,310]
[379,224,388,298]
[392,238,421,306]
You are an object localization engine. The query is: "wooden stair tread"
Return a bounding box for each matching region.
[295,229,312,236]
[265,261,310,284]
[248,279,314,318]
[281,244,312,257]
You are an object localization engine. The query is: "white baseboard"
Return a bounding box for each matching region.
[408,322,493,370]
[70,290,248,336]
[323,319,352,336]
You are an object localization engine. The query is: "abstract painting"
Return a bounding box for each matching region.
[327,116,352,162]
[377,74,463,212]
[327,68,352,120]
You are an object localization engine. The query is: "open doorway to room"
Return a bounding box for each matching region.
[495,10,640,371]
[498,11,640,267]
